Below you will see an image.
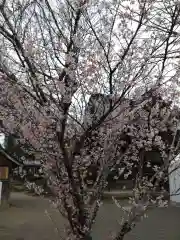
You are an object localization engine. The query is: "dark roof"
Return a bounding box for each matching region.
[0,146,22,166]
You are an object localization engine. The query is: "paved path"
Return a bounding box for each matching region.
[0,192,180,240]
[93,202,180,240]
[0,192,64,240]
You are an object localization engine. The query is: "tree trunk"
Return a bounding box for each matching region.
[114,222,132,240]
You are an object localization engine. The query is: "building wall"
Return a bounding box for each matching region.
[169,159,180,203]
[0,154,12,168]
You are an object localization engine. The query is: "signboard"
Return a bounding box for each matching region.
[0,167,9,180]
[23,160,41,166]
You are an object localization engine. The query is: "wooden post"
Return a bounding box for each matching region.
[0,167,10,206]
[0,181,2,205]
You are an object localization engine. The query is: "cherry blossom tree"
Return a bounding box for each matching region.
[0,0,180,239]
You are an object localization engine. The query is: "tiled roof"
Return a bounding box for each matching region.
[0,145,22,166]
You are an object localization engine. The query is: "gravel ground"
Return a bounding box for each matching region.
[0,192,180,240]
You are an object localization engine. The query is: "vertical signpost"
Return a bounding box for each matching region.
[0,166,9,205]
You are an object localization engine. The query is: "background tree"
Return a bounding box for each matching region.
[4,134,24,160]
[4,134,35,162]
[0,1,180,240]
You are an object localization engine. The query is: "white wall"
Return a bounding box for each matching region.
[0,133,5,148]
[169,157,180,203]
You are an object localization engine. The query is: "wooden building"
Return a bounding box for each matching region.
[19,160,42,181]
[0,147,22,205]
